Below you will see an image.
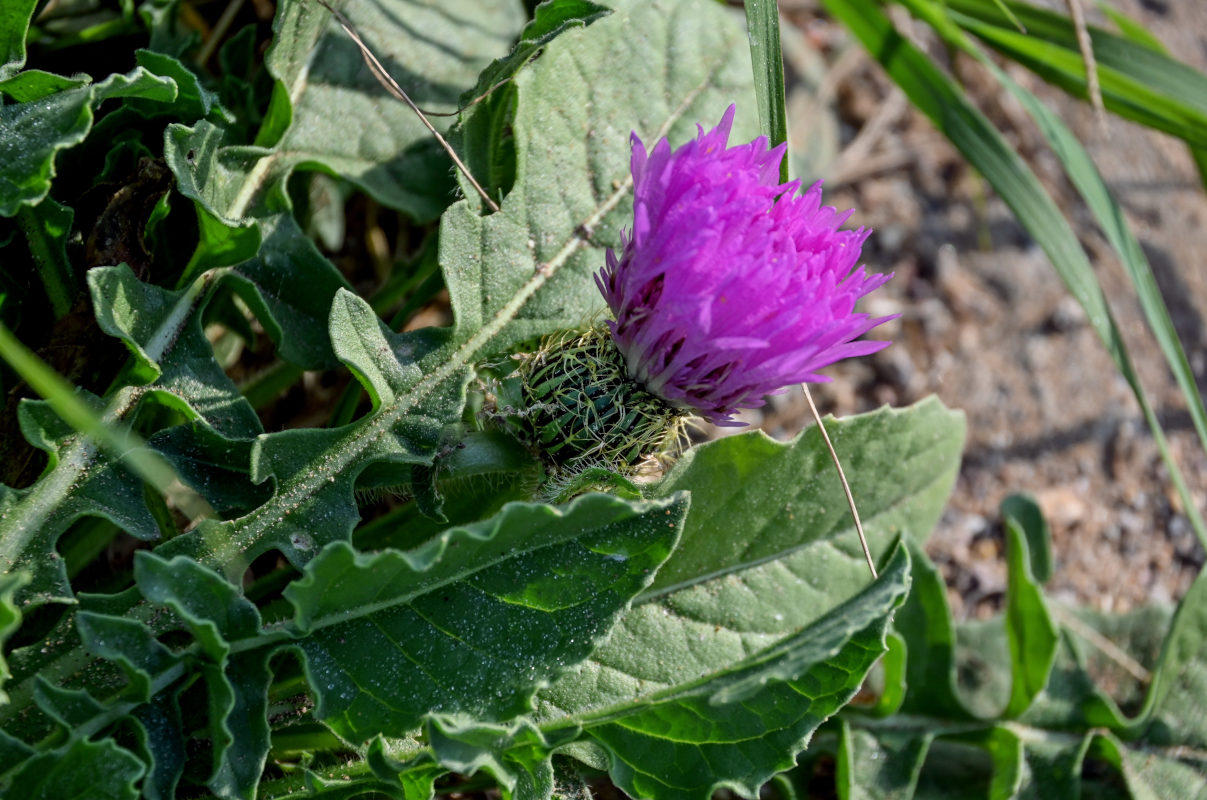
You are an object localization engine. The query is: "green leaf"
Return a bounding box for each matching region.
[258,758,420,800]
[1130,550,1207,747]
[1000,494,1051,583]
[132,49,222,121]
[0,70,89,103]
[2,736,144,799]
[132,553,271,799]
[0,729,34,781]
[287,492,688,743]
[0,0,37,80]
[128,698,187,800]
[465,0,612,102]
[1002,517,1058,718]
[979,726,1024,800]
[156,290,469,575]
[1,396,159,605]
[16,198,75,319]
[535,402,961,791]
[865,631,909,718]
[275,0,524,220]
[527,410,956,799]
[423,716,573,797]
[0,571,29,703]
[156,202,347,370]
[149,422,270,517]
[0,323,177,495]
[0,67,178,216]
[165,0,525,225]
[836,722,931,800]
[162,119,269,227]
[135,551,261,660]
[1013,735,1094,800]
[33,678,108,730]
[894,537,974,720]
[75,611,182,703]
[454,0,613,206]
[648,397,965,595]
[0,88,92,217]
[353,430,544,552]
[88,264,262,436]
[1096,3,1166,53]
[440,0,760,354]
[827,494,1207,800]
[572,546,911,800]
[744,0,789,181]
[185,204,261,275]
[1092,730,1207,800]
[216,213,351,370]
[0,261,273,606]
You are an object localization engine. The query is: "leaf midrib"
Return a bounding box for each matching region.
[195,59,731,573]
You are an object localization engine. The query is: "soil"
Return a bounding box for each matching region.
[736,0,1207,621]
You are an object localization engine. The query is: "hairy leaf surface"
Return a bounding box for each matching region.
[441,0,760,354]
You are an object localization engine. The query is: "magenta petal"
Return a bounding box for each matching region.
[597,104,896,425]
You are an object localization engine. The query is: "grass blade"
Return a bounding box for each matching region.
[744,0,789,180]
[824,0,1207,548]
[943,0,1207,146]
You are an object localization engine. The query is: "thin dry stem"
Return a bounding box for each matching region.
[419,78,515,117]
[316,0,501,212]
[1051,604,1152,684]
[803,385,877,579]
[197,0,247,67]
[1065,0,1105,120]
[827,88,908,183]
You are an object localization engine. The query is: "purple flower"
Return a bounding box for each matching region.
[596,104,897,425]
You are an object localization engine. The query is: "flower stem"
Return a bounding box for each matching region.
[803,385,877,579]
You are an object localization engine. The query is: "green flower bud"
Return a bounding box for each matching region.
[500,324,689,478]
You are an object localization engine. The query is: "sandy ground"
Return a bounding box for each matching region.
[736,0,1207,620]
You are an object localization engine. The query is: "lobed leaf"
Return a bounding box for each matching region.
[89,264,262,436]
[1,395,159,605]
[576,547,911,800]
[0,571,29,703]
[3,735,144,799]
[648,397,964,595]
[464,0,612,103]
[0,260,287,607]
[148,422,270,517]
[287,492,689,743]
[162,559,275,797]
[0,67,178,216]
[440,0,760,354]
[155,289,468,575]
[0,0,38,81]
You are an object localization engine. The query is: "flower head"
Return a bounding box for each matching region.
[596,105,896,425]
